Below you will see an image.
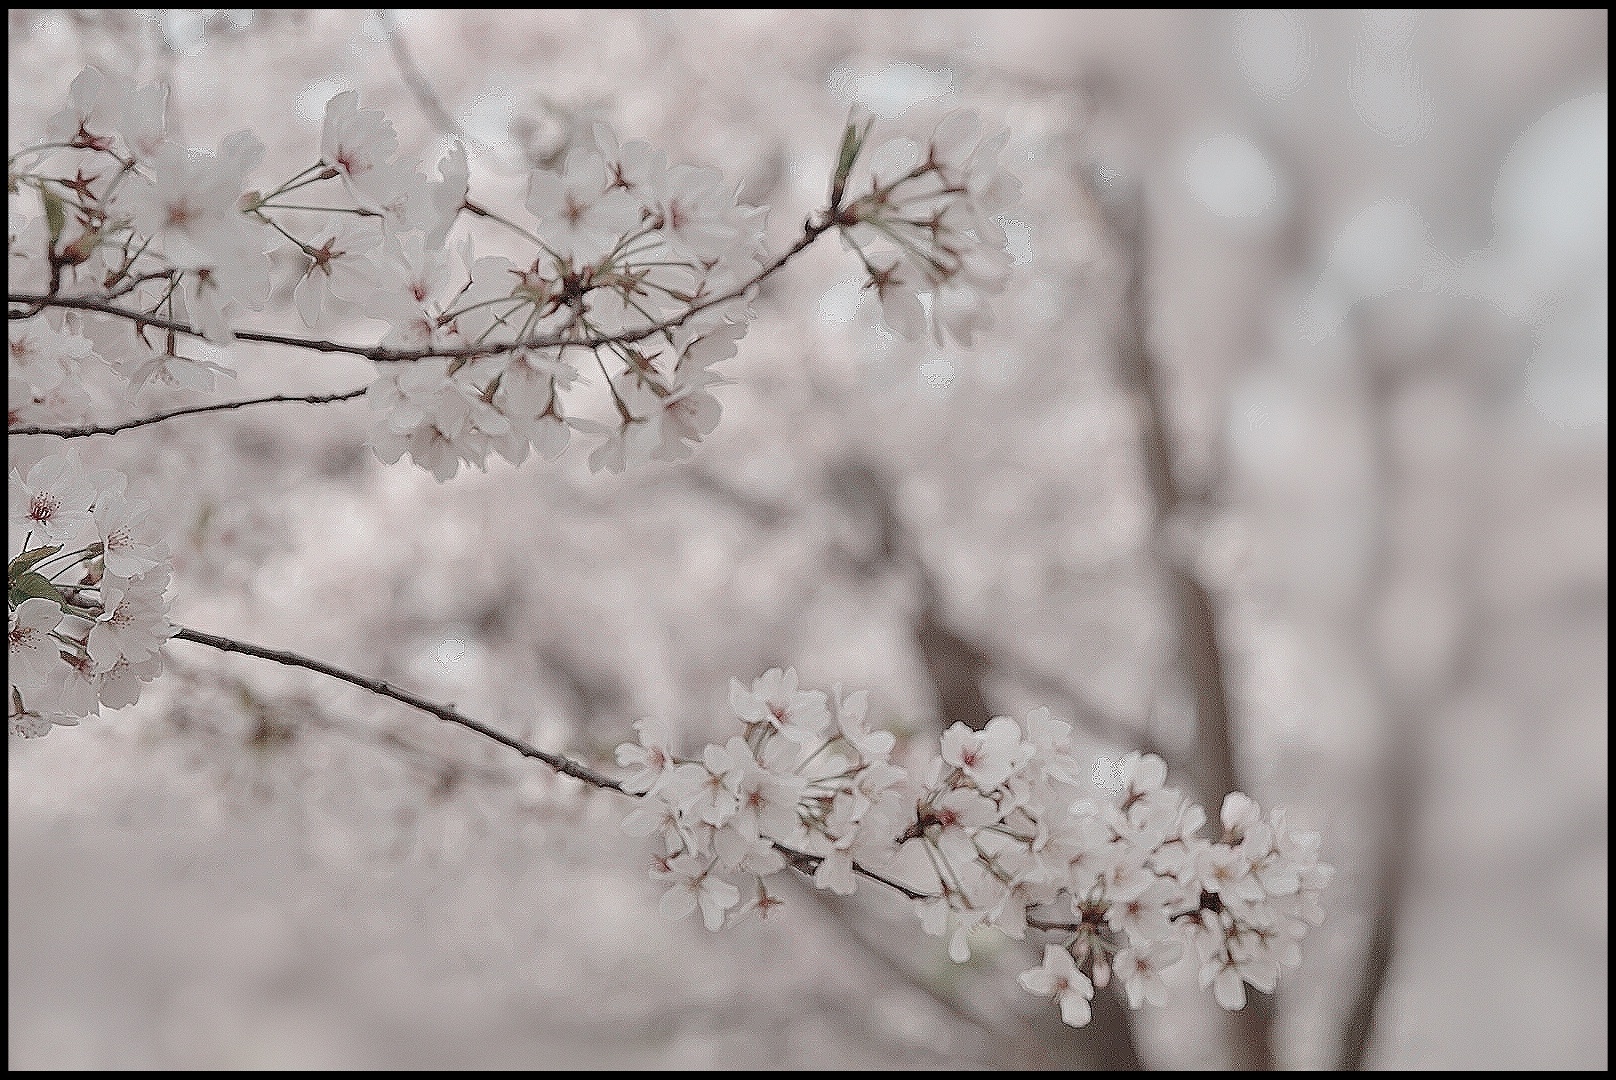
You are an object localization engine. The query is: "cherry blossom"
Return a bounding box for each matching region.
[320,90,412,209]
[616,667,1331,1031]
[656,853,742,931]
[525,147,641,266]
[1019,945,1096,1027]
[9,597,65,692]
[7,64,1338,1038]
[835,106,1021,346]
[10,450,94,544]
[728,667,831,744]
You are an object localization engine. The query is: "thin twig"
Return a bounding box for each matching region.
[10,387,369,439]
[375,9,477,147]
[171,625,625,791]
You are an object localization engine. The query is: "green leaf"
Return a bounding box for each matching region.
[829,113,875,212]
[8,572,64,608]
[8,545,63,581]
[41,186,66,246]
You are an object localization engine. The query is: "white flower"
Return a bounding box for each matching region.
[656,853,741,931]
[1020,705,1083,786]
[44,67,167,160]
[728,667,830,744]
[86,571,171,668]
[1119,750,1169,796]
[44,67,117,149]
[291,216,386,328]
[1018,945,1095,1027]
[940,715,1029,790]
[615,715,679,796]
[813,846,859,896]
[91,651,163,710]
[918,896,986,964]
[8,323,99,404]
[1202,958,1249,1011]
[592,124,667,200]
[578,394,664,476]
[833,683,895,763]
[366,355,513,481]
[864,259,928,340]
[686,735,753,827]
[9,597,65,691]
[9,212,52,296]
[11,451,95,545]
[728,760,805,842]
[1197,844,1265,904]
[9,693,55,738]
[1221,791,1263,835]
[644,162,749,264]
[121,133,266,271]
[526,148,640,265]
[711,829,786,875]
[426,141,470,250]
[838,107,1021,346]
[1116,940,1184,1009]
[371,233,464,346]
[1105,877,1179,942]
[92,494,165,580]
[620,763,704,843]
[321,91,411,208]
[926,785,1000,865]
[125,349,236,398]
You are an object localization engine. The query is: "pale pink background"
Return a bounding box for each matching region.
[8,10,1606,1069]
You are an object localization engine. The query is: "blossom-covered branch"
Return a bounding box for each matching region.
[11,65,1017,477]
[7,62,1334,1038]
[168,623,928,901]
[7,215,831,365]
[163,618,1330,1031]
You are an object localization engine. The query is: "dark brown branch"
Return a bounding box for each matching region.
[10,387,368,438]
[821,458,1148,1070]
[171,625,626,791]
[1336,721,1423,1070]
[1082,170,1275,1070]
[1335,310,1500,1068]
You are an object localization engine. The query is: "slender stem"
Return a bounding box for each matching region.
[10,387,370,439]
[463,199,554,252]
[170,625,625,791]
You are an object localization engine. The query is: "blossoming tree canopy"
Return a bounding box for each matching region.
[8,64,1331,1031]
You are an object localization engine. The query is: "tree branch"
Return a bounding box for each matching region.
[1081,169,1276,1069]
[171,625,626,791]
[167,623,931,903]
[6,217,832,365]
[10,387,369,438]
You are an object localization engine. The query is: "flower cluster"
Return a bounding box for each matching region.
[832,107,1021,346]
[11,68,1023,478]
[616,669,909,928]
[616,671,1333,1028]
[8,449,174,737]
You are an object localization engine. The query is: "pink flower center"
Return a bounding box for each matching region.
[29,492,60,525]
